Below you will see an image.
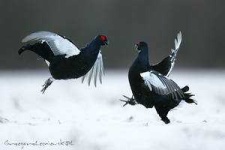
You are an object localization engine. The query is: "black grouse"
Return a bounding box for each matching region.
[121,32,196,124]
[19,31,108,93]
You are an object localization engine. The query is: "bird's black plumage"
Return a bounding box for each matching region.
[122,33,196,124]
[18,31,108,93]
[48,38,103,79]
[18,42,54,61]
[128,42,155,108]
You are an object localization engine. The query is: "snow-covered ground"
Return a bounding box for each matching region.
[0,70,225,150]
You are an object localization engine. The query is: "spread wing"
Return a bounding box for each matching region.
[22,31,80,58]
[151,31,182,76]
[140,70,184,100]
[81,51,104,87]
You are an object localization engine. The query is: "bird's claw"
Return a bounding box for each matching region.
[120,95,137,107]
[41,78,53,94]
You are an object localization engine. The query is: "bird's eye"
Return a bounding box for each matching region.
[100,35,107,42]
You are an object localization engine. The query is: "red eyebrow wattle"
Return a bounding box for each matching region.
[100,35,107,41]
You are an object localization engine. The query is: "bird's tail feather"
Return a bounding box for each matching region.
[181,86,197,105]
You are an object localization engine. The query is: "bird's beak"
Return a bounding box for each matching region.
[135,44,139,52]
[135,44,138,49]
[105,40,109,45]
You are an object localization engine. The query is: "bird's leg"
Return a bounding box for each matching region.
[41,77,54,94]
[161,116,170,124]
[120,95,137,107]
[155,106,170,124]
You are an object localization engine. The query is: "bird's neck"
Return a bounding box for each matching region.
[130,48,150,75]
[136,47,150,69]
[83,38,101,55]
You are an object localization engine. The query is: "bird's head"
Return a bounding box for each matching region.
[98,35,109,46]
[135,41,148,53]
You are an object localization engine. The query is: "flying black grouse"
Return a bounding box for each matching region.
[19,31,108,93]
[121,32,196,124]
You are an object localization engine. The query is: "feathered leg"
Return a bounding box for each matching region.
[41,77,54,94]
[155,106,170,124]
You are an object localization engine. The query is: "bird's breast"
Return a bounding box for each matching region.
[128,65,155,107]
[49,54,96,79]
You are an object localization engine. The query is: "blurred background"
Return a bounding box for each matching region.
[0,0,224,70]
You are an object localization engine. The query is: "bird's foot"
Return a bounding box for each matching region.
[41,77,54,94]
[120,95,137,107]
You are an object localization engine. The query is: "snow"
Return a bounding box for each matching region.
[0,70,225,150]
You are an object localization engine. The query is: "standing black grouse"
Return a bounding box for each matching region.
[19,31,108,93]
[121,32,196,124]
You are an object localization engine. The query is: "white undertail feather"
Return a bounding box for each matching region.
[22,31,80,58]
[166,31,182,76]
[81,51,104,87]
